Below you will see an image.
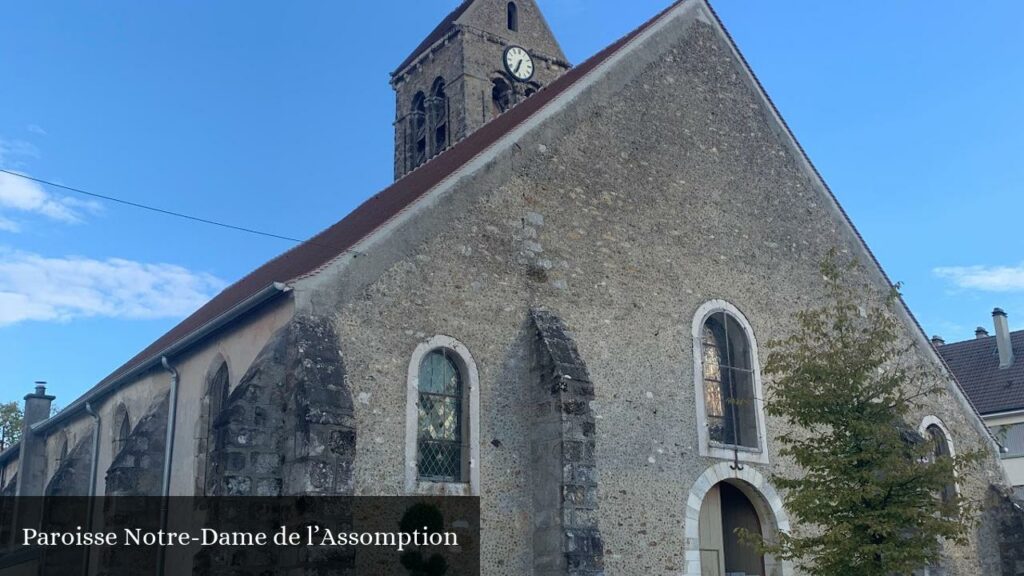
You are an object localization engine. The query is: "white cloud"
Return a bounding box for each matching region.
[0,138,39,167]
[934,264,1024,292]
[0,249,226,326]
[0,171,101,230]
[26,125,47,136]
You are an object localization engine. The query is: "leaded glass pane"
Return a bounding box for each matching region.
[417,350,463,482]
[702,312,759,449]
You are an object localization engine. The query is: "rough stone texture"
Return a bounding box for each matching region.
[104,392,167,497]
[0,1,1017,574]
[44,434,93,496]
[99,392,168,576]
[208,314,355,498]
[391,0,569,178]
[300,4,1013,574]
[197,314,356,575]
[981,486,1024,575]
[531,308,604,576]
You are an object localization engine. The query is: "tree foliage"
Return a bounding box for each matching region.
[756,252,981,576]
[0,401,23,451]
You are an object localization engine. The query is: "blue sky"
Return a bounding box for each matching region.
[1,1,1022,405]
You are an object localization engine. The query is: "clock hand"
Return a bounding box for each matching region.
[514,59,523,74]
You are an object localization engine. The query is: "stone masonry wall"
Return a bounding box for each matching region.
[99,392,167,576]
[531,309,603,576]
[44,434,93,497]
[196,314,356,575]
[301,3,1012,574]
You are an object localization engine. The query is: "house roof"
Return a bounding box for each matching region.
[392,0,474,77]
[62,0,685,413]
[937,331,1024,415]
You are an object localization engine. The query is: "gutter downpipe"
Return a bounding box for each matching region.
[83,402,101,576]
[156,357,179,576]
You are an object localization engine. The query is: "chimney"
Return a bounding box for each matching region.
[993,308,1014,369]
[931,335,945,347]
[14,382,56,497]
[976,327,989,339]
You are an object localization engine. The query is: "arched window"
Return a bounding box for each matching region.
[410,92,427,169]
[406,336,480,495]
[196,360,229,495]
[693,301,768,464]
[921,417,957,506]
[112,405,131,457]
[429,77,448,156]
[417,350,462,482]
[491,77,513,116]
[507,2,518,32]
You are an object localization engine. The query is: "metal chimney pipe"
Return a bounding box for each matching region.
[993,308,1014,369]
[976,327,989,339]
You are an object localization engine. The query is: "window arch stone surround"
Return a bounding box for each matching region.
[404,335,480,496]
[691,299,770,464]
[918,414,961,499]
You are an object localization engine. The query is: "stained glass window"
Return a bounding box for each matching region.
[702,312,758,448]
[417,350,463,482]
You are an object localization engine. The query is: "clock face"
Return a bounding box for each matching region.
[503,45,535,81]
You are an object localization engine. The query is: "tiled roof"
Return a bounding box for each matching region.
[81,0,686,402]
[937,331,1024,415]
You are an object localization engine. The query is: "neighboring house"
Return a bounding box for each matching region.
[1,1,1022,575]
[936,309,1024,499]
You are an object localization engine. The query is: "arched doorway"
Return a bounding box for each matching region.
[684,463,792,576]
[699,481,765,576]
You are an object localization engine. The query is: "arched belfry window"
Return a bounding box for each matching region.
[429,77,448,156]
[491,77,513,116]
[692,300,769,464]
[507,2,518,32]
[405,336,480,495]
[410,91,427,169]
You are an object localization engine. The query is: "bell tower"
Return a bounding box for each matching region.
[390,0,570,180]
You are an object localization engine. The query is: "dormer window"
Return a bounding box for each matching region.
[507,2,518,32]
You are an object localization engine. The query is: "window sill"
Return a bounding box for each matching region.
[701,443,769,465]
[412,480,473,497]
[709,442,762,454]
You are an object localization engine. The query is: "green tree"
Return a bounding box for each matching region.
[755,253,980,576]
[0,401,23,451]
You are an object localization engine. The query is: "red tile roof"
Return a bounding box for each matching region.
[89,0,686,395]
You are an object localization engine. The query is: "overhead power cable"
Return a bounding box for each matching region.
[0,168,346,251]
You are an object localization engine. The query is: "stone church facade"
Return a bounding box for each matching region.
[1,1,1022,574]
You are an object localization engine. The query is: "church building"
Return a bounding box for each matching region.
[2,1,1022,574]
